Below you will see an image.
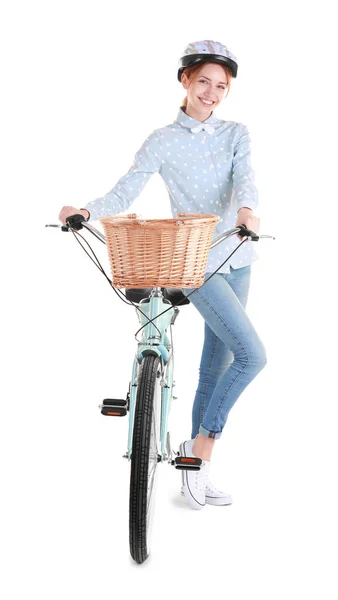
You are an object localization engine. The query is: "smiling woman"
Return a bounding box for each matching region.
[58,39,267,513]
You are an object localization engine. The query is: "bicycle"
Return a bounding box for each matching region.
[46,212,274,564]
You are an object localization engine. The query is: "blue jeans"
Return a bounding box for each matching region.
[181,265,267,440]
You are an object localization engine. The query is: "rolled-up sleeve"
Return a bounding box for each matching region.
[232,123,259,211]
[84,129,162,221]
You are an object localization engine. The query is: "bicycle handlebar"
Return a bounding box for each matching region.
[45,214,275,246]
[45,213,275,333]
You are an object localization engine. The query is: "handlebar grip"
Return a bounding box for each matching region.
[64,213,86,231]
[237,225,259,241]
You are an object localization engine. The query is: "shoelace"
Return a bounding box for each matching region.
[194,461,210,492]
[205,480,220,493]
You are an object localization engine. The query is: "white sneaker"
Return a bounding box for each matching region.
[179,439,209,510]
[179,438,233,506]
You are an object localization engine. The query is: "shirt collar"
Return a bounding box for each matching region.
[174,106,220,135]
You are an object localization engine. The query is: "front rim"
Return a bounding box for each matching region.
[146,366,161,553]
[129,354,162,564]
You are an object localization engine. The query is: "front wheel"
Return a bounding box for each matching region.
[129,354,161,564]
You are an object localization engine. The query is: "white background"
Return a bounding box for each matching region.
[1,0,338,597]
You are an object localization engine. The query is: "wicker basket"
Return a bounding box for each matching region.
[99,212,220,289]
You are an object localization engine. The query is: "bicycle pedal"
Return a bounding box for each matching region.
[100,398,127,417]
[174,456,202,470]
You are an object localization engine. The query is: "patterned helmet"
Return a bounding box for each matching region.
[177,40,238,81]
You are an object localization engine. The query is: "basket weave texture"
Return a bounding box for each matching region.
[99,212,220,289]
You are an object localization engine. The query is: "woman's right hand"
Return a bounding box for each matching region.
[59,206,90,225]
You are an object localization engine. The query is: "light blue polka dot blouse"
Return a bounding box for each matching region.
[84,106,259,274]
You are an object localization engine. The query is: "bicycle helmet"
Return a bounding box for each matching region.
[177,40,238,82]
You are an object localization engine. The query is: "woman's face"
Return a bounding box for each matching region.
[181,62,228,121]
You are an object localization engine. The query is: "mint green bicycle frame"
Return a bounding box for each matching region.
[80,221,252,464]
[128,288,176,460]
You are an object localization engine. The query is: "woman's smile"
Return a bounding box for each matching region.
[198,97,215,107]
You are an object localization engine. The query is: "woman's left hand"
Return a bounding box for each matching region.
[235,207,260,240]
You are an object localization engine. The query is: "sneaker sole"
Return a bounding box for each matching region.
[205,495,233,506]
[179,442,205,510]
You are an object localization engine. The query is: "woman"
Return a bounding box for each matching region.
[59,40,267,511]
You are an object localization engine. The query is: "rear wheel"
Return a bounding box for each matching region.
[129,354,161,564]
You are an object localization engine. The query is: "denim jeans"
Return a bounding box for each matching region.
[181,265,267,440]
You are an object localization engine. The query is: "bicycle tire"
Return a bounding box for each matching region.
[129,354,161,564]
